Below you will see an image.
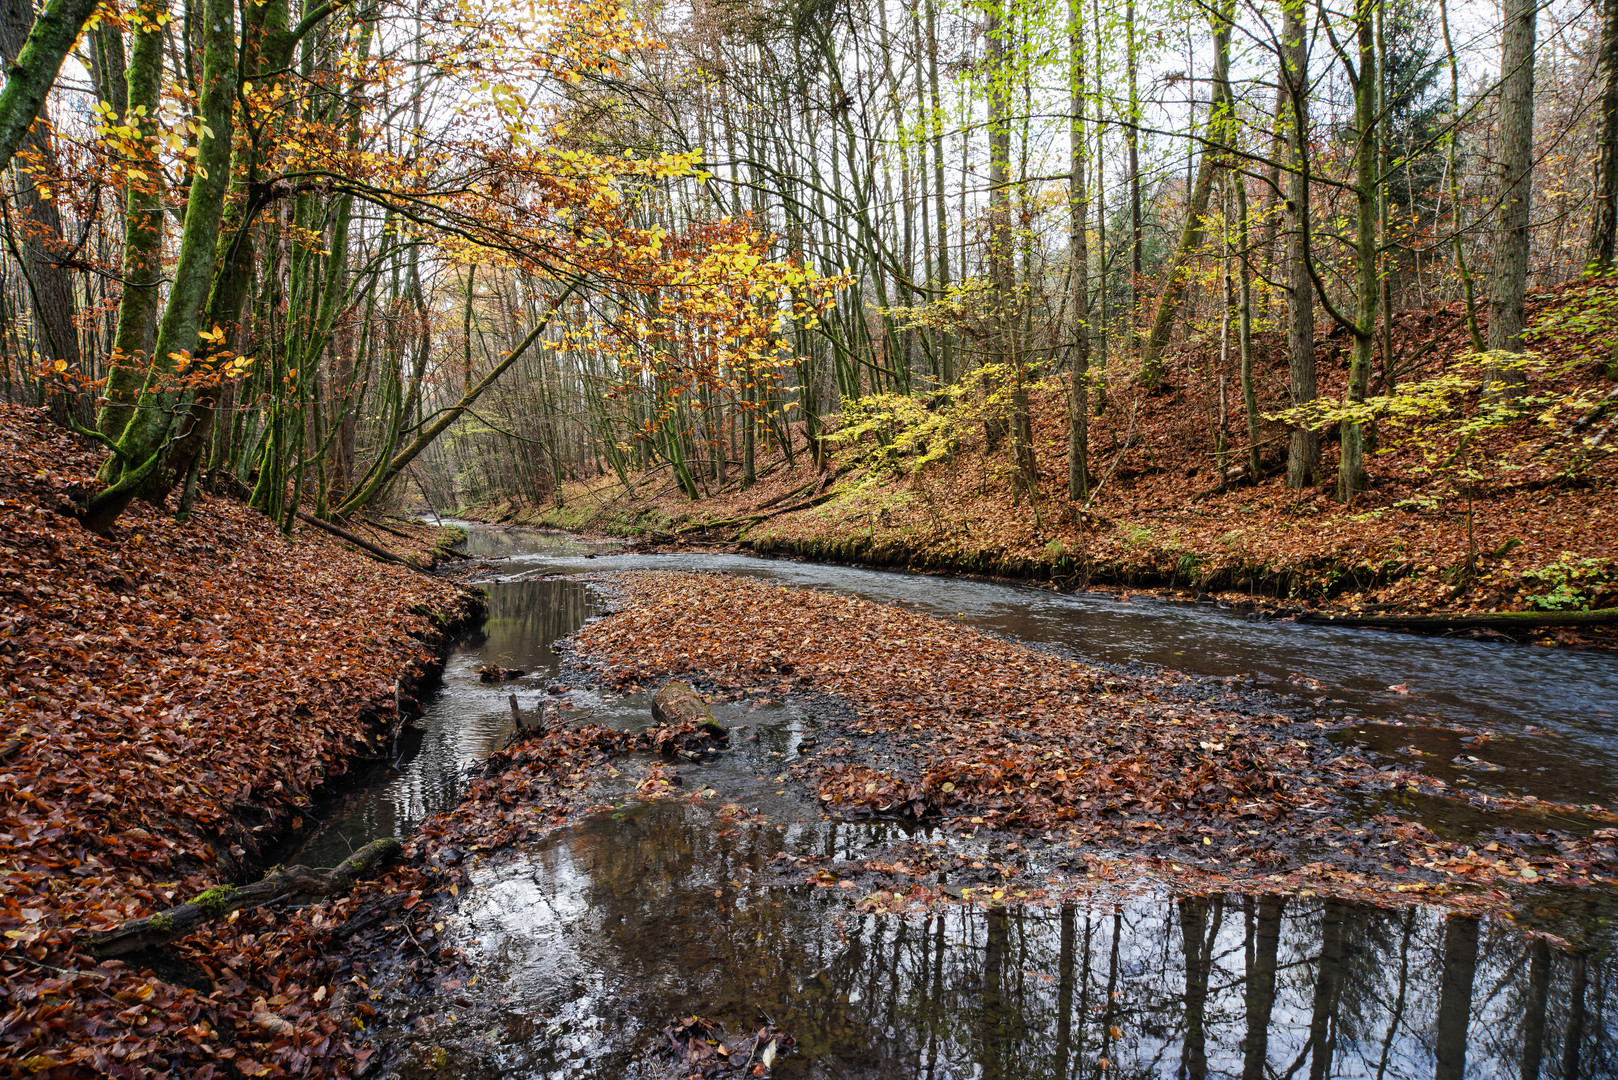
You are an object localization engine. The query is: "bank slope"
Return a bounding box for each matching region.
[0,405,479,1076]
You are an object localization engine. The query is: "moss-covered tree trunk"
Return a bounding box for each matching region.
[0,0,102,174]
[83,0,238,533]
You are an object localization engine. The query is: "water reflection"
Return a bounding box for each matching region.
[432,799,1618,1079]
[292,578,599,867]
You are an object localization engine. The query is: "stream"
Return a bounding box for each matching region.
[295,525,1618,1079]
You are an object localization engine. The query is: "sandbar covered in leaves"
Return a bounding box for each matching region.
[571,571,1618,912]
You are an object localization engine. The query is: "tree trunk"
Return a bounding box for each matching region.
[1439,0,1486,350]
[925,0,952,383]
[1126,0,1141,343]
[1067,0,1090,501]
[97,0,167,438]
[1591,0,1618,271]
[83,0,239,533]
[1138,110,1219,387]
[0,0,85,428]
[1337,0,1380,504]
[1283,0,1318,488]
[1487,0,1536,365]
[0,0,102,175]
[986,0,1013,310]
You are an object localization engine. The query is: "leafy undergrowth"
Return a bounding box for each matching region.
[0,405,478,1076]
[569,572,1618,915]
[511,277,1618,644]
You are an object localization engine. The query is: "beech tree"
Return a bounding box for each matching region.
[1281,0,1317,489]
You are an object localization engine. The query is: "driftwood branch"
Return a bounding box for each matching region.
[1296,608,1618,633]
[83,837,403,957]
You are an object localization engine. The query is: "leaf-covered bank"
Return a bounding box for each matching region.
[0,406,481,1075]
[567,572,1618,919]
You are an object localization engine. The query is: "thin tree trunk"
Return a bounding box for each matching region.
[1487,0,1536,367]
[1439,0,1486,350]
[926,0,952,383]
[1138,38,1220,391]
[0,0,84,427]
[1068,0,1090,501]
[1126,0,1142,342]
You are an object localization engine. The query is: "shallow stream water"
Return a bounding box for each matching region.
[293,525,1618,1078]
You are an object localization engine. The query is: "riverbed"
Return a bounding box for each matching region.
[297,525,1618,1078]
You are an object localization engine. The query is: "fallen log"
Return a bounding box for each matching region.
[652,680,726,738]
[296,511,436,576]
[82,837,402,958]
[358,515,471,559]
[1296,608,1618,633]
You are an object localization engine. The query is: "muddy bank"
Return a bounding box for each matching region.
[0,406,482,1076]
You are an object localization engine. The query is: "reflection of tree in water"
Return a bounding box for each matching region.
[806,899,1615,1078]
[469,579,598,670]
[555,802,905,1075]
[504,800,1618,1078]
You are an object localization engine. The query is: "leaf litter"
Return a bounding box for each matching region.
[0,405,477,1076]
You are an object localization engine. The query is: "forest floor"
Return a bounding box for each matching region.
[0,404,483,1076]
[474,275,1618,648]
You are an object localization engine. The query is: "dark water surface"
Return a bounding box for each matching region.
[426,799,1617,1080]
[303,525,1618,1078]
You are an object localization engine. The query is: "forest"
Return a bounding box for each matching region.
[3,0,1618,1073]
[0,0,1611,572]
